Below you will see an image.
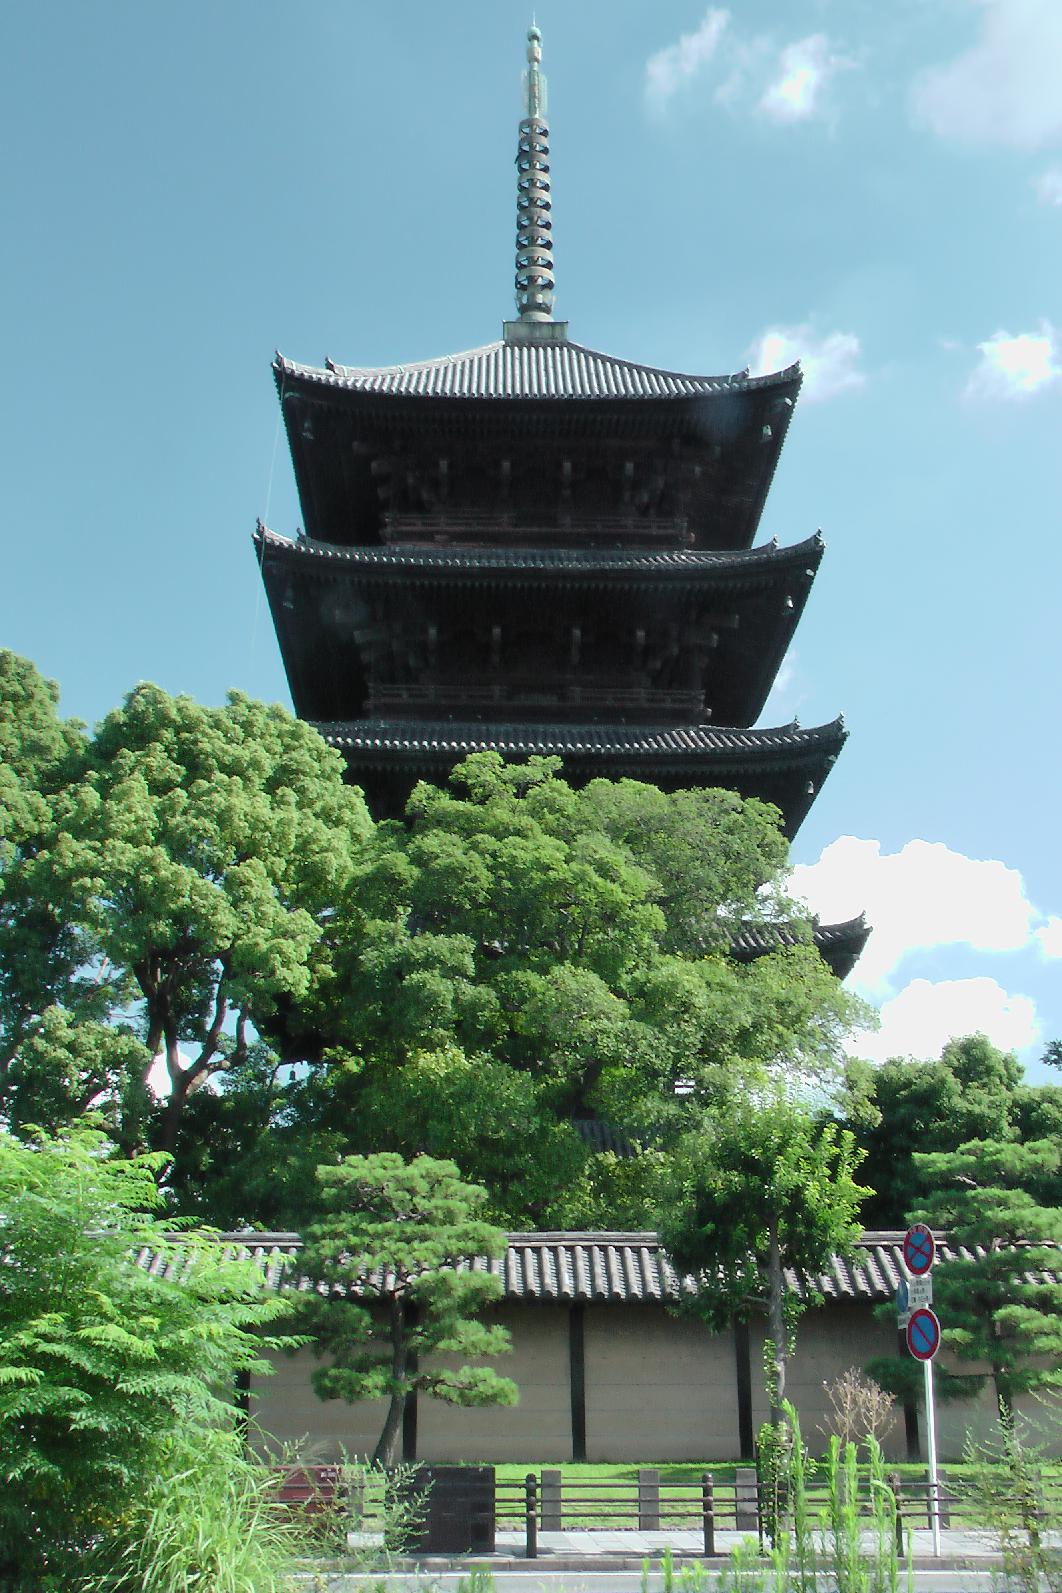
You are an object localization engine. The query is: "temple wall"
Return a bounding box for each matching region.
[249,1346,389,1463]
[247,1300,1060,1464]
[749,1305,904,1460]
[582,1303,739,1460]
[417,1305,572,1462]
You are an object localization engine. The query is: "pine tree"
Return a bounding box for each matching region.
[913,1137,1062,1418]
[299,1152,518,1466]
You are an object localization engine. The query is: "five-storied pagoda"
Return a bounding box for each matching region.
[256,27,867,974]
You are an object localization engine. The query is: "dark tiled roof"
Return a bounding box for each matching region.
[571,1119,642,1157]
[315,718,844,761]
[148,1232,1061,1306]
[254,525,824,583]
[274,343,802,403]
[730,914,870,966]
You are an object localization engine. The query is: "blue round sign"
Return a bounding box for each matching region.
[903,1224,935,1276]
[906,1306,941,1361]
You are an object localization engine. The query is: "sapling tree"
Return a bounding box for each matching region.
[299,1152,518,1466]
[659,1087,868,1425]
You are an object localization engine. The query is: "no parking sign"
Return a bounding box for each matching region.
[906,1306,941,1361]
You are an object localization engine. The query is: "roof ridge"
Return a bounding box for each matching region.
[273,343,804,399]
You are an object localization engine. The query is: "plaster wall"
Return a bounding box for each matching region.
[417,1304,572,1462]
[583,1303,739,1460]
[249,1347,389,1463]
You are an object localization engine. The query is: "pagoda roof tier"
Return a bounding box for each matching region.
[729,914,870,981]
[314,715,846,835]
[255,524,823,585]
[255,526,821,728]
[276,343,799,403]
[273,346,801,552]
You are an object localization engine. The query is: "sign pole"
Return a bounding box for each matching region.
[924,1356,941,1558]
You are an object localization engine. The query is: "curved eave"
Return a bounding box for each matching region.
[273,344,803,404]
[729,913,871,981]
[315,715,846,836]
[315,714,844,761]
[254,523,825,588]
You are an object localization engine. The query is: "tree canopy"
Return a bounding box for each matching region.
[2,653,864,1236]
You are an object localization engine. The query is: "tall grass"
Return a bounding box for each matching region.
[82,1429,307,1593]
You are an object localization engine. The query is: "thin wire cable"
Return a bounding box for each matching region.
[249,377,285,668]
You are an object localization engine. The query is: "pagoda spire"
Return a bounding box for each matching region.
[514,25,556,323]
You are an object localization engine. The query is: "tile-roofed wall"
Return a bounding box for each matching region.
[146,1231,1059,1305]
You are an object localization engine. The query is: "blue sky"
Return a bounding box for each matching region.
[3,2,1061,1079]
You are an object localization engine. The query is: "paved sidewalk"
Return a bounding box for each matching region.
[346,1522,1029,1567]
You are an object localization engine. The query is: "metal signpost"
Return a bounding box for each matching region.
[900,1226,941,1557]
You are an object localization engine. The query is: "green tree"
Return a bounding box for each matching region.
[0,654,110,1114]
[911,1137,1062,1418]
[298,1152,518,1467]
[283,754,861,1227]
[0,1126,293,1586]
[839,1035,1024,1228]
[0,665,371,1163]
[659,1089,869,1423]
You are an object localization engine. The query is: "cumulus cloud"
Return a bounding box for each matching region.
[965,322,1061,400]
[1033,169,1062,206]
[759,34,853,123]
[1036,916,1062,958]
[646,8,730,112]
[912,0,1062,150]
[851,977,1040,1064]
[791,836,1054,992]
[749,324,865,402]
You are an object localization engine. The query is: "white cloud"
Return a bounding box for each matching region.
[758,34,853,123]
[762,647,799,722]
[646,9,730,112]
[1035,915,1062,958]
[851,976,1040,1064]
[749,324,865,402]
[792,836,1045,992]
[1033,169,1062,206]
[966,322,1061,400]
[912,0,1062,150]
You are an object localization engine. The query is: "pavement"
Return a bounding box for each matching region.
[296,1523,1050,1590]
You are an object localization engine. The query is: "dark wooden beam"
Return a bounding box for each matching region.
[569,1304,587,1462]
[734,1318,754,1459]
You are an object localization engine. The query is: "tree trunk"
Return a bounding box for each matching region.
[373,1295,409,1468]
[767,1218,786,1426]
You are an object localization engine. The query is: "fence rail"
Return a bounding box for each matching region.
[273,1462,1062,1560]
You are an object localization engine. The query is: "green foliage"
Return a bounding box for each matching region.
[0,1126,296,1587]
[286,754,860,1227]
[299,1152,518,1467]
[2,655,862,1232]
[911,1137,1062,1411]
[660,1091,868,1419]
[0,658,370,1171]
[961,1414,1062,1593]
[838,1036,1026,1228]
[89,1427,308,1593]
